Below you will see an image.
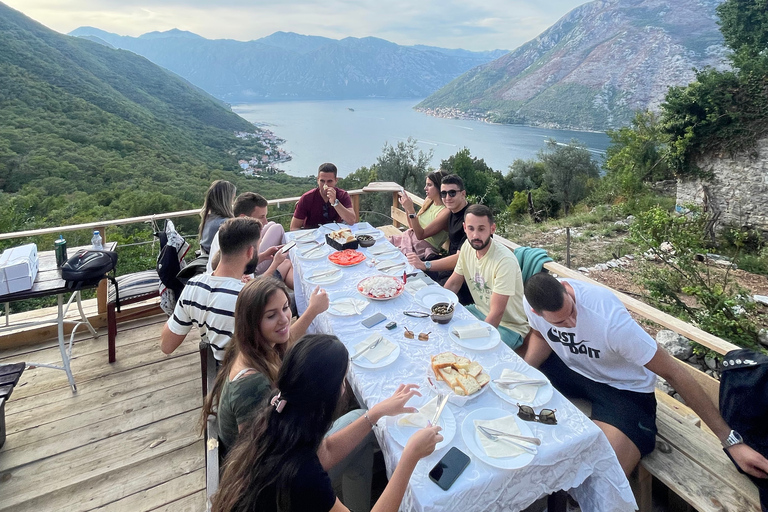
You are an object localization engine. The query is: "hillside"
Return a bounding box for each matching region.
[418,0,728,131]
[0,2,313,235]
[69,28,508,102]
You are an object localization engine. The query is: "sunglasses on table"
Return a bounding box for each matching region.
[517,404,557,425]
[440,189,462,198]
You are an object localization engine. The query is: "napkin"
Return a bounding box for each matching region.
[474,416,529,458]
[329,298,368,315]
[405,279,429,294]
[369,245,397,256]
[496,369,544,403]
[452,323,490,339]
[308,269,340,283]
[397,396,438,428]
[377,259,405,272]
[353,334,396,363]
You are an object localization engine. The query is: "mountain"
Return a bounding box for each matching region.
[68,27,507,102]
[418,0,728,131]
[0,2,312,234]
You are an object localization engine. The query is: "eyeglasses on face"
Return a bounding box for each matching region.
[440,189,461,198]
[517,404,557,425]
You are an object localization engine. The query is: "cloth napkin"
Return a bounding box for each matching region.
[496,369,544,403]
[329,297,368,315]
[452,322,490,339]
[353,334,396,363]
[369,245,397,256]
[405,279,429,294]
[376,259,405,272]
[474,416,529,458]
[308,269,340,283]
[397,396,438,428]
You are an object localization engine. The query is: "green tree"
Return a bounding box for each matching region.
[375,137,432,192]
[717,0,768,61]
[440,148,500,207]
[539,139,600,216]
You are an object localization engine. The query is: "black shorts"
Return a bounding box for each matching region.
[540,352,658,456]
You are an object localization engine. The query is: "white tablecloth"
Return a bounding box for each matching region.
[287,223,636,512]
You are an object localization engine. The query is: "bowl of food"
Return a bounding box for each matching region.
[356,234,376,247]
[430,302,454,324]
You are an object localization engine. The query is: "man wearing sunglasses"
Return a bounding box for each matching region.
[443,204,529,350]
[290,163,357,230]
[407,174,472,304]
[522,273,768,480]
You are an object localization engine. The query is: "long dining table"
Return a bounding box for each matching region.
[287,222,636,512]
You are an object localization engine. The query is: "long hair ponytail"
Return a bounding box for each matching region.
[199,180,236,239]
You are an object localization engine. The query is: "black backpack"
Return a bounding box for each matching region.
[61,250,120,309]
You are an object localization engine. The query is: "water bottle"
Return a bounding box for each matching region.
[91,230,104,251]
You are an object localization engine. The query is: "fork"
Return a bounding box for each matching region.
[477,425,541,445]
[350,336,382,360]
[477,426,539,454]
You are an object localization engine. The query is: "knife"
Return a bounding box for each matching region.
[378,262,406,272]
[492,379,549,388]
[302,243,326,257]
[295,230,316,241]
[350,336,382,360]
[311,268,341,279]
[478,425,542,445]
[430,393,450,426]
[477,426,539,454]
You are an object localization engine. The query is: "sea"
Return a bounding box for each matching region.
[232,99,611,178]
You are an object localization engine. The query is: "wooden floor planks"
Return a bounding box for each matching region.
[0,313,205,511]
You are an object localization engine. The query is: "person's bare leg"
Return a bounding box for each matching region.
[279,260,293,289]
[594,420,642,476]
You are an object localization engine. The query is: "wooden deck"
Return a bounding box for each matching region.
[0,312,205,511]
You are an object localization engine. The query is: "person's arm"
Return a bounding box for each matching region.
[522,328,552,368]
[258,245,280,263]
[327,188,356,225]
[413,208,450,240]
[160,323,186,355]
[443,271,465,294]
[318,383,420,470]
[646,348,768,479]
[290,287,329,340]
[290,216,304,231]
[485,292,509,329]
[407,252,459,273]
[262,246,287,277]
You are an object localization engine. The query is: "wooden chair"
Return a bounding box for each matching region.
[106,270,160,362]
[200,341,220,511]
[0,362,25,450]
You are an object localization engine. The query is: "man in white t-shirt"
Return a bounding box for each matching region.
[444,204,528,349]
[523,272,768,478]
[161,217,287,360]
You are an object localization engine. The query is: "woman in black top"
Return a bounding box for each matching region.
[213,334,443,512]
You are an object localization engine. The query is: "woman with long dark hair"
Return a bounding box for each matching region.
[199,179,237,254]
[390,170,449,259]
[212,334,442,512]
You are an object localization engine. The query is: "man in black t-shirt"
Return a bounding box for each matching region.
[407,174,472,304]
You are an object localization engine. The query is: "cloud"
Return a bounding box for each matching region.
[6,0,591,51]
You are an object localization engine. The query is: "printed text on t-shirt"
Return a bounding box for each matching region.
[546,328,602,359]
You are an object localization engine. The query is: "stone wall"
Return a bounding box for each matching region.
[677,137,768,234]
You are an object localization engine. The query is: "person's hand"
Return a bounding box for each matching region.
[270,248,287,268]
[407,252,426,271]
[241,274,254,283]
[398,191,415,214]
[727,443,768,478]
[403,425,443,461]
[327,186,337,204]
[259,245,280,262]
[369,384,421,422]
[307,286,329,315]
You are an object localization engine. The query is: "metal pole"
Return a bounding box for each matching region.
[566,227,571,269]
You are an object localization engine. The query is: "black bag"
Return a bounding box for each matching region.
[719,349,768,511]
[61,250,120,309]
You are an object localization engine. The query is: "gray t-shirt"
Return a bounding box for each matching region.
[200,214,228,254]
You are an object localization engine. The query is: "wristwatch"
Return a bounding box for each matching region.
[408,213,416,219]
[722,429,744,449]
[332,199,340,207]
[424,261,432,271]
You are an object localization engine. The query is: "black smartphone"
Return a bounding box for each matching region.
[361,312,387,328]
[429,447,470,491]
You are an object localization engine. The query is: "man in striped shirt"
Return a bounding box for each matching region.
[161,217,285,360]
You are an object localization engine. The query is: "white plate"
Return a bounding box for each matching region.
[297,244,331,260]
[368,244,399,256]
[388,395,456,451]
[327,291,370,316]
[375,259,407,275]
[448,319,501,351]
[415,286,458,310]
[426,363,488,406]
[461,408,537,470]
[357,276,405,301]
[292,229,319,242]
[351,341,401,369]
[489,365,554,408]
[304,268,343,285]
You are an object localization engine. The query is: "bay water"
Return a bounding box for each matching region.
[233,99,610,178]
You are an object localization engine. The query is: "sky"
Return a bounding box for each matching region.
[5,0,590,52]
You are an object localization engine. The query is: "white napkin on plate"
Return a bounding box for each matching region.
[474,416,527,458]
[397,396,438,428]
[405,279,429,294]
[309,269,340,283]
[329,298,368,315]
[496,369,544,403]
[353,334,396,363]
[369,245,396,255]
[452,322,490,339]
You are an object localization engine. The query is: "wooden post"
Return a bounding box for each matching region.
[392,192,401,228]
[566,227,571,269]
[97,226,107,314]
[351,194,360,224]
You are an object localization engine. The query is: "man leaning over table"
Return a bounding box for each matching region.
[443,204,529,350]
[522,272,768,478]
[160,217,287,361]
[407,174,472,305]
[290,162,356,230]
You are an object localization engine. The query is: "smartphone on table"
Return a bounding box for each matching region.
[429,447,471,491]
[361,312,387,328]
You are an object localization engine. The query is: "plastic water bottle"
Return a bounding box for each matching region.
[91,230,104,251]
